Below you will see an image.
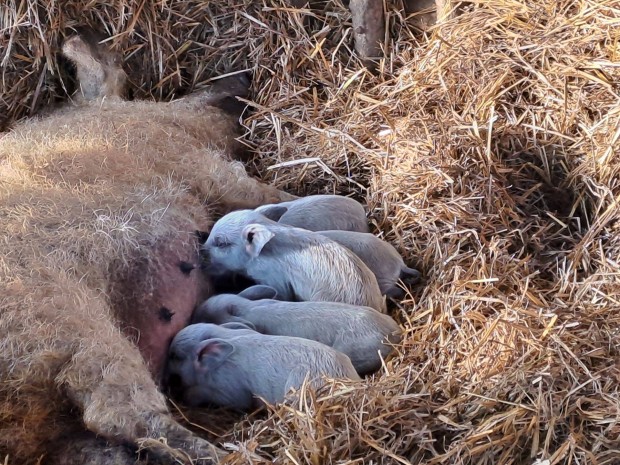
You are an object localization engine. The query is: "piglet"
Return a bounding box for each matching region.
[255,195,369,232]
[166,323,360,410]
[193,285,402,375]
[318,230,421,299]
[203,216,386,311]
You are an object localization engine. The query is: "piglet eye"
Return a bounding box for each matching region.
[213,236,231,248]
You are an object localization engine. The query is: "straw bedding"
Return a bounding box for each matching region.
[2,0,619,464]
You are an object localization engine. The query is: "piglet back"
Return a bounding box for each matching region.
[269,195,369,233]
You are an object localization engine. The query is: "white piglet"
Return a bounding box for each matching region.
[256,194,369,232]
[193,285,402,375]
[318,230,421,299]
[166,323,360,410]
[203,214,386,311]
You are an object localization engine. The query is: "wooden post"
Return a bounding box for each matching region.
[349,0,385,62]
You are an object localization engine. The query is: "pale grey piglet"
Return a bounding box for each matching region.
[166,323,360,410]
[318,230,421,299]
[200,208,273,287]
[203,209,273,247]
[203,217,386,311]
[256,195,369,233]
[193,285,403,375]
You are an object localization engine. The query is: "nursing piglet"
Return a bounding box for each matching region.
[256,195,369,232]
[319,230,421,299]
[193,285,402,374]
[203,219,386,311]
[166,323,360,410]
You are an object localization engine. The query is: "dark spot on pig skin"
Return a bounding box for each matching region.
[179,261,195,275]
[159,306,175,323]
[211,96,248,118]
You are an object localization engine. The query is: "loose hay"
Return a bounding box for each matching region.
[2,0,620,464]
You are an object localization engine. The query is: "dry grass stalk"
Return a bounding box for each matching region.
[2,0,620,464]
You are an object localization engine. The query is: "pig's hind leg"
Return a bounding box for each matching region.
[55,297,225,464]
[45,431,140,465]
[62,32,126,101]
[197,151,297,210]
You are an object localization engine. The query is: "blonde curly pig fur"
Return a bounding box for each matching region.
[0,32,294,465]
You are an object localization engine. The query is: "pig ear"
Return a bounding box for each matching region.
[221,321,256,331]
[238,285,278,300]
[242,224,274,257]
[196,339,234,371]
[258,205,288,221]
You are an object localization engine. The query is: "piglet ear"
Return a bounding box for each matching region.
[257,204,288,221]
[242,224,274,258]
[221,320,256,331]
[238,284,278,301]
[196,339,234,371]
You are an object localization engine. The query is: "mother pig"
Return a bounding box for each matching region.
[0,32,293,465]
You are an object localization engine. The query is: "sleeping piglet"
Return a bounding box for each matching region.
[166,323,360,410]
[255,195,369,232]
[192,285,403,375]
[318,230,421,299]
[203,217,386,311]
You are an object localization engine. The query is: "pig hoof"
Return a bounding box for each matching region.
[235,72,252,94]
[210,72,252,100]
[136,438,226,465]
[204,72,253,118]
[137,412,227,464]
